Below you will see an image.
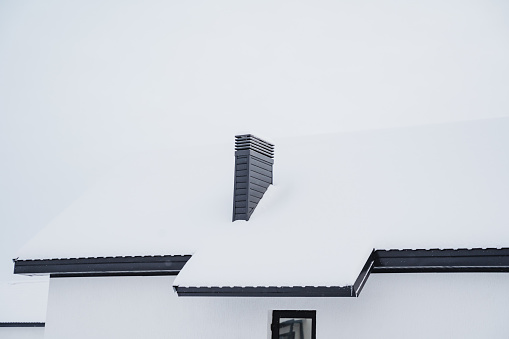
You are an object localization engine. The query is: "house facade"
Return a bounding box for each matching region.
[37,274,509,338]
[0,280,47,339]
[15,118,509,338]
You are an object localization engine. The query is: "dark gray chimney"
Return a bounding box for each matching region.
[233,134,274,221]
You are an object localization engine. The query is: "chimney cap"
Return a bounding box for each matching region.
[235,134,274,159]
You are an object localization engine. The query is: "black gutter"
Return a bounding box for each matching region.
[0,322,45,327]
[14,255,191,277]
[175,286,353,297]
[50,271,181,278]
[373,248,509,273]
[13,248,509,295]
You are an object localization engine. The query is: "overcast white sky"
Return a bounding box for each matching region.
[1,0,509,284]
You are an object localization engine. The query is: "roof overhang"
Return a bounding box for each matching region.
[173,248,509,297]
[175,251,376,297]
[14,248,509,294]
[0,323,45,328]
[175,286,354,297]
[13,255,191,277]
[374,248,509,273]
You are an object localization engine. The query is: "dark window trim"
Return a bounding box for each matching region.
[271,310,316,339]
[0,322,45,328]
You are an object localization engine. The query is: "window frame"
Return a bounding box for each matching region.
[271,310,316,339]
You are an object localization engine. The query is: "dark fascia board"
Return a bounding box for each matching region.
[0,322,45,328]
[14,255,191,277]
[14,247,509,290]
[175,247,509,298]
[175,286,353,297]
[352,250,375,297]
[373,248,509,273]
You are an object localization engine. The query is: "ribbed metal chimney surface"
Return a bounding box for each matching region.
[233,135,274,221]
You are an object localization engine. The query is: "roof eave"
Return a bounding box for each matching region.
[174,247,509,297]
[174,285,354,297]
[13,255,191,277]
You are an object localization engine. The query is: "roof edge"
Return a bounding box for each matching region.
[14,255,192,276]
[373,247,509,273]
[0,322,45,328]
[174,286,354,297]
[174,247,509,297]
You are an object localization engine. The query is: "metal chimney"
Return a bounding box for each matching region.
[232,134,274,221]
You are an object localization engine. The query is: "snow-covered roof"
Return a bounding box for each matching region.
[17,118,509,288]
[0,280,48,323]
[174,118,509,288]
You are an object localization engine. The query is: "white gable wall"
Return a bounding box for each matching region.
[0,328,44,339]
[44,275,509,339]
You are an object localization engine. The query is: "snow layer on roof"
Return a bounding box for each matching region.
[17,146,236,259]
[17,118,509,287]
[173,221,373,287]
[0,280,48,322]
[174,117,509,287]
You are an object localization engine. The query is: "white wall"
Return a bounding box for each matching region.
[44,274,509,339]
[0,328,44,339]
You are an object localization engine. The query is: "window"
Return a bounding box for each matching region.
[271,310,316,339]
